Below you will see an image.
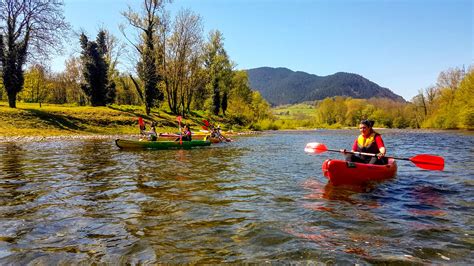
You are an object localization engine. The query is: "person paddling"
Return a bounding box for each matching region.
[147,122,158,141]
[176,124,192,141]
[211,124,231,142]
[138,117,146,135]
[344,119,387,165]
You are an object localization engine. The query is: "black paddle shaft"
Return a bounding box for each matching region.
[327,148,410,161]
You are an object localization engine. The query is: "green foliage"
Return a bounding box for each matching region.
[212,76,220,115]
[221,90,228,115]
[231,70,252,104]
[115,75,141,105]
[417,67,473,129]
[282,66,473,130]
[456,69,474,129]
[272,103,319,129]
[203,30,233,116]
[250,119,279,131]
[19,65,49,103]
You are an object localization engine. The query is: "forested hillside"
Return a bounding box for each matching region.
[269,66,473,130]
[246,67,405,105]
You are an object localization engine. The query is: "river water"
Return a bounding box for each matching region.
[0,130,473,264]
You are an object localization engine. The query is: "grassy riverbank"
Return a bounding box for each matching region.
[0,102,232,137]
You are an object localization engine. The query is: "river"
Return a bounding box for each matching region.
[0,129,473,264]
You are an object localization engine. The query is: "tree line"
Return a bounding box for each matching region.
[0,1,471,131]
[311,66,473,130]
[0,0,272,127]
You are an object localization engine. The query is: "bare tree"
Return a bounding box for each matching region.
[0,0,69,108]
[101,29,127,78]
[436,67,465,107]
[120,0,170,115]
[165,8,203,115]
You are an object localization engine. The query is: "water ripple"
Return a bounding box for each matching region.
[0,130,473,264]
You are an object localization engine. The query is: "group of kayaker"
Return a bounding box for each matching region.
[209,124,232,142]
[344,119,387,165]
[139,117,385,165]
[140,120,192,142]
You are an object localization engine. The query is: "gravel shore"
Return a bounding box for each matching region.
[0,134,138,143]
[0,131,260,143]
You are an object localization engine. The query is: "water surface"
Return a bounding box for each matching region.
[0,130,473,264]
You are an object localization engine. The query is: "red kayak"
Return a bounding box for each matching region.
[322,158,397,186]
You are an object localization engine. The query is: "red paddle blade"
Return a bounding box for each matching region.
[203,119,210,126]
[410,154,445,171]
[304,142,328,154]
[202,125,208,130]
[177,116,182,123]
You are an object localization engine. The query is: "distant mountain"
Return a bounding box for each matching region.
[246,67,405,106]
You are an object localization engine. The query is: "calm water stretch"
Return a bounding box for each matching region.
[0,130,473,264]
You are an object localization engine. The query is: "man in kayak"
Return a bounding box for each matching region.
[344,119,387,164]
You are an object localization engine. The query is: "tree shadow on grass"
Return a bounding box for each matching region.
[24,108,87,131]
[107,106,184,128]
[107,105,146,117]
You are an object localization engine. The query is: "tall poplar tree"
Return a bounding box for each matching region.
[79,31,115,106]
[203,30,232,115]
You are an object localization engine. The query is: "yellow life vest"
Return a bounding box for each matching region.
[356,132,382,154]
[357,132,376,148]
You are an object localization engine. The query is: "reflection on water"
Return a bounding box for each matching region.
[0,130,473,264]
[1,143,24,179]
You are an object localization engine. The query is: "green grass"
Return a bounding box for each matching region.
[0,102,225,137]
[272,103,321,129]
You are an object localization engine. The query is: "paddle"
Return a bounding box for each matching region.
[202,120,232,142]
[177,116,182,145]
[138,117,146,135]
[304,142,445,171]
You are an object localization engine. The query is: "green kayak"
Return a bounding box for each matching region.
[115,139,211,150]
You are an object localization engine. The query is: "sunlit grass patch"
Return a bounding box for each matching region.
[0,102,227,137]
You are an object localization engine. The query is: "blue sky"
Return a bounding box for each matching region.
[56,0,473,101]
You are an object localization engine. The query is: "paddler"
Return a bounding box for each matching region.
[147,122,158,141]
[344,119,387,164]
[177,124,192,141]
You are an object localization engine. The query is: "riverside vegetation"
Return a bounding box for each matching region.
[1,65,473,137]
[0,1,471,136]
[270,66,473,131]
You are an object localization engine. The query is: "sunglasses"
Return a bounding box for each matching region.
[359,126,367,130]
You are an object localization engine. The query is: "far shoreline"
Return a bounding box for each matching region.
[1,128,471,143]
